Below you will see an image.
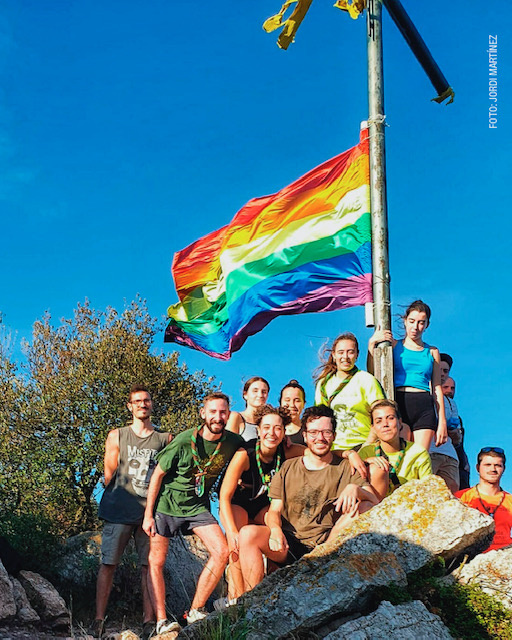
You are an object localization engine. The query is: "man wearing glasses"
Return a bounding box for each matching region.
[455,447,512,552]
[237,405,378,592]
[91,385,171,639]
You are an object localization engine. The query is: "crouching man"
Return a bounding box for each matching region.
[238,405,378,594]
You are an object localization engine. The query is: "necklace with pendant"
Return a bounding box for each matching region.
[476,486,505,519]
[190,427,222,497]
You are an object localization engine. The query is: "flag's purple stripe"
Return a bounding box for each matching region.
[166,273,372,360]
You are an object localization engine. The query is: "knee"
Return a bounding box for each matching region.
[211,538,229,565]
[238,525,263,552]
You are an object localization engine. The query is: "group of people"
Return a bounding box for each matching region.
[89,300,511,639]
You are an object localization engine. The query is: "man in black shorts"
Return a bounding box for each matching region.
[238,405,378,593]
[143,392,243,633]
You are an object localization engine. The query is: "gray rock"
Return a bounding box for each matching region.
[454,545,512,610]
[164,532,224,619]
[183,476,493,639]
[324,600,453,639]
[9,577,40,624]
[326,475,495,571]
[18,570,69,628]
[0,559,16,621]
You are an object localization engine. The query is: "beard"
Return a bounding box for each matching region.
[204,419,226,435]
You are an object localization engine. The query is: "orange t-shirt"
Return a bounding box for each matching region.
[455,486,512,552]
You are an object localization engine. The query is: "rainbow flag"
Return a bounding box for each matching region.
[165,128,372,359]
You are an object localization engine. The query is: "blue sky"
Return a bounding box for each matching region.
[1,2,510,489]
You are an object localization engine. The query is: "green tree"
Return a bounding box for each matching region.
[0,297,214,537]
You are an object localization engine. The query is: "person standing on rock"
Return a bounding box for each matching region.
[455,447,512,552]
[358,400,432,501]
[142,392,243,633]
[92,384,172,640]
[236,405,378,594]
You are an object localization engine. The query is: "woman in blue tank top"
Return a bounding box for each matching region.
[368,300,447,451]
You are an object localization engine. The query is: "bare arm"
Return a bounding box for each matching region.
[431,348,448,446]
[334,483,379,513]
[103,429,120,487]
[367,328,395,374]
[142,463,167,537]
[219,450,250,548]
[265,499,288,552]
[226,411,243,435]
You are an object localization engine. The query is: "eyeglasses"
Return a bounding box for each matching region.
[305,429,334,439]
[130,399,151,406]
[479,447,505,455]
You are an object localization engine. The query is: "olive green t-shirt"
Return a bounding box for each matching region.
[155,428,243,517]
[268,455,368,548]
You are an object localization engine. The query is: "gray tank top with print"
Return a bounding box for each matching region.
[99,426,169,524]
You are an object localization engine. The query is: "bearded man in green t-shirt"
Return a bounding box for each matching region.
[142,392,243,634]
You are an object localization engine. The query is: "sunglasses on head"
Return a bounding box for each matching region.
[479,447,505,455]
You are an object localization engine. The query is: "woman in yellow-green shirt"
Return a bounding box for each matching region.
[315,332,385,470]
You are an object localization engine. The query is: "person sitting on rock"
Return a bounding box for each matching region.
[358,400,433,501]
[236,405,378,594]
[219,405,304,605]
[455,447,512,552]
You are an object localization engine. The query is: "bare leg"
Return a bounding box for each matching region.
[222,506,249,600]
[147,534,170,622]
[95,564,116,620]
[190,524,229,610]
[412,428,434,450]
[141,565,155,623]
[238,525,288,595]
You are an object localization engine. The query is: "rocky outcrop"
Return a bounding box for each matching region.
[164,532,224,617]
[0,560,16,621]
[180,476,493,639]
[9,577,40,624]
[18,570,69,628]
[324,600,453,639]
[453,545,512,610]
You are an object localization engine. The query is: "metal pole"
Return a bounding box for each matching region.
[367,0,394,398]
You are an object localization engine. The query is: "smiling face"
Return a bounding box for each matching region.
[280,387,305,421]
[478,455,505,486]
[404,310,429,341]
[371,405,399,444]
[243,380,269,409]
[201,398,230,435]
[258,413,285,450]
[127,390,153,421]
[333,339,358,374]
[303,416,335,457]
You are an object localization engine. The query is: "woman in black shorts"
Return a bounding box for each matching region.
[368,299,447,451]
[219,405,304,602]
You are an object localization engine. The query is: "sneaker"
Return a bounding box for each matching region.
[155,619,182,635]
[87,619,104,639]
[186,607,208,624]
[213,596,238,611]
[141,620,156,640]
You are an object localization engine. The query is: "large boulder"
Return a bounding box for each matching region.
[164,532,224,619]
[324,600,453,639]
[453,545,512,610]
[18,570,69,629]
[9,577,40,624]
[180,476,493,639]
[0,560,16,622]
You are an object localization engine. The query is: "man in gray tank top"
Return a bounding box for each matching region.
[90,385,171,639]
